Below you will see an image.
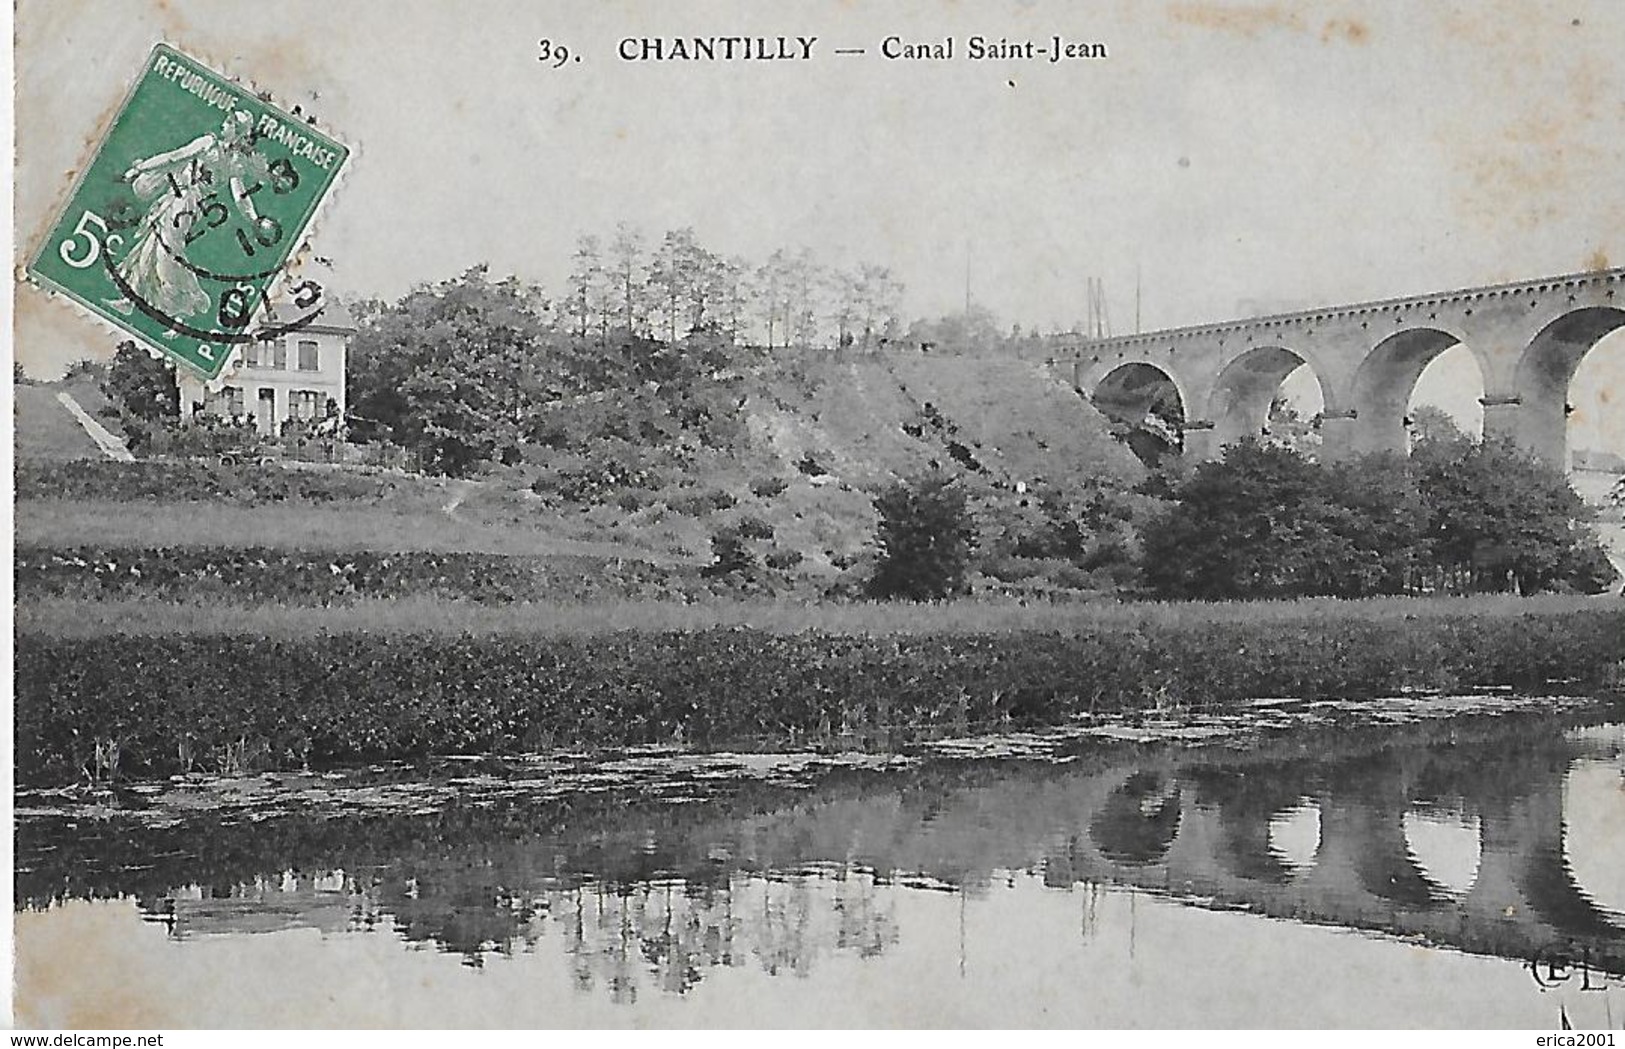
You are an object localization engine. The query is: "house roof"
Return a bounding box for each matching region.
[258,297,356,334]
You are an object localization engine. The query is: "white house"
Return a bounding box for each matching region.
[178,302,354,436]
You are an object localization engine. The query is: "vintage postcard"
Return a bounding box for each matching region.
[9,0,1625,1034]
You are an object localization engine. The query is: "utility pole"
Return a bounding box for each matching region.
[1086,277,1111,339]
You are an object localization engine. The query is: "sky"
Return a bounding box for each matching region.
[11,0,1625,451]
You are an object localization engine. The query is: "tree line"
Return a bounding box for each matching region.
[563,224,906,352]
[869,429,1616,603]
[1139,432,1616,599]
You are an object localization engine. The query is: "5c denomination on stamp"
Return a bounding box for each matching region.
[26,43,350,379]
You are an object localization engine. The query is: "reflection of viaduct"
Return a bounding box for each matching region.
[1036,741,1625,972]
[126,720,1625,983]
[1054,268,1625,464]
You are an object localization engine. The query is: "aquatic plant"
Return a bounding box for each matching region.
[14,603,1623,786]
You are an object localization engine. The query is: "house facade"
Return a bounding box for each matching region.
[177,304,354,436]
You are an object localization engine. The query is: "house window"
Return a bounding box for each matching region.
[292,390,323,420]
[241,343,259,368]
[297,340,319,371]
[222,385,244,416]
[256,388,277,436]
[272,341,288,369]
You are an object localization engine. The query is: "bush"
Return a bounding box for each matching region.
[868,473,976,600]
[704,525,757,578]
[14,459,402,504]
[765,548,804,572]
[122,414,265,460]
[14,545,708,604]
[668,487,738,517]
[530,441,667,505]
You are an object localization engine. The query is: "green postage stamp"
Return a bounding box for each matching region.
[26,43,350,380]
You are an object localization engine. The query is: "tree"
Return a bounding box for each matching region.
[1407,404,1470,449]
[852,264,904,351]
[606,223,650,336]
[1263,394,1321,459]
[1319,452,1430,594]
[755,250,791,350]
[63,357,107,383]
[784,248,824,349]
[831,268,861,352]
[714,255,751,344]
[868,473,976,600]
[566,235,609,342]
[102,341,179,420]
[1411,436,1612,594]
[1140,442,1431,600]
[1142,436,1614,600]
[346,266,559,476]
[1141,441,1323,599]
[647,227,720,344]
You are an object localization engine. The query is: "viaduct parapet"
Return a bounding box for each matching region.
[1048,268,1625,463]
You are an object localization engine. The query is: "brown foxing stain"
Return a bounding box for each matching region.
[1587,249,1611,272]
[1434,6,1619,237]
[14,903,172,1028]
[1319,18,1368,44]
[1167,3,1306,38]
[234,34,327,102]
[153,0,191,40]
[12,285,123,378]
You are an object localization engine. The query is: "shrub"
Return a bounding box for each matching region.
[668,487,738,517]
[765,548,804,572]
[868,473,976,600]
[14,459,400,504]
[14,546,709,604]
[704,525,757,578]
[733,515,775,541]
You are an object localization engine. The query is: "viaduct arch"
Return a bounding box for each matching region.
[1054,268,1625,465]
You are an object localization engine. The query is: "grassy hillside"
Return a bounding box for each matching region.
[741,352,1139,490]
[12,378,118,461]
[691,351,1144,578]
[14,350,1148,595]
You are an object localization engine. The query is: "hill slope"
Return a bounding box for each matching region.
[743,352,1140,490]
[12,379,120,461]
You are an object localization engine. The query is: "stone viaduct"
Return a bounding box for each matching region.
[1049,267,1625,464]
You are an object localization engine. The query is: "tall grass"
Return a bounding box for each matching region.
[17,592,1623,638]
[15,603,1623,786]
[15,499,693,562]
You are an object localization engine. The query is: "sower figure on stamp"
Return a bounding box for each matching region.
[107,108,269,329]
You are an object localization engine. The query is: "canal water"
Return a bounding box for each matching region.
[14,695,1625,1028]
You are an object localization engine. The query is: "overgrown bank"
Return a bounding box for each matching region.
[16,603,1623,786]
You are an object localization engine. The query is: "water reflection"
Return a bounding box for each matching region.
[15,707,1625,1013]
